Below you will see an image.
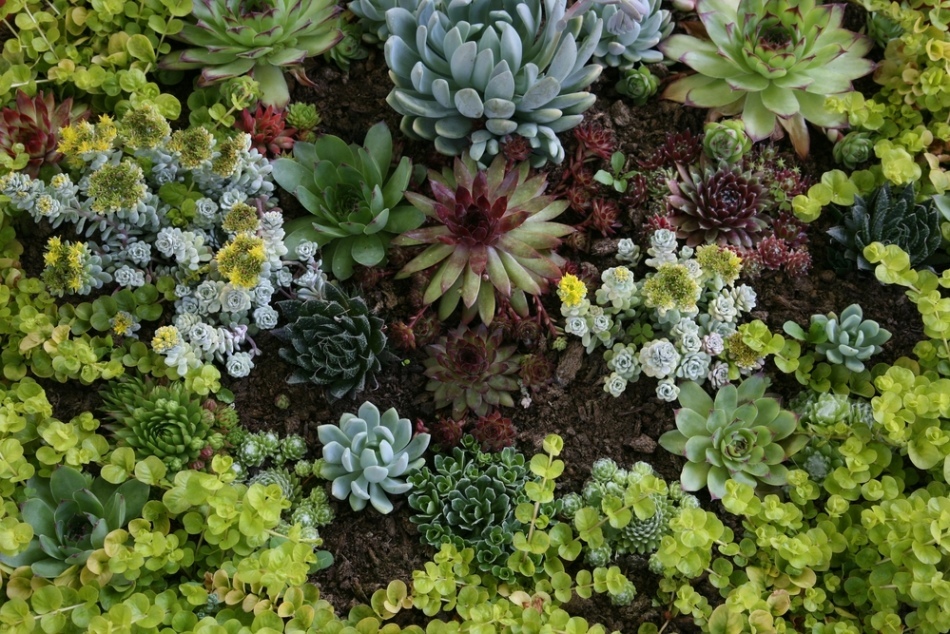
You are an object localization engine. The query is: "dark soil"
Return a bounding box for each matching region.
[31,46,924,634]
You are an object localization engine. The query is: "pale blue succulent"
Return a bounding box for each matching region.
[813,304,892,373]
[639,339,680,378]
[580,0,672,69]
[319,402,431,513]
[383,0,604,166]
[349,0,430,43]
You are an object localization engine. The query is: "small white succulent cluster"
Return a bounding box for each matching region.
[559,229,757,401]
[0,106,327,378]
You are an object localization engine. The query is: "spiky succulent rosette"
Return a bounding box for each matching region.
[0,91,88,177]
[161,0,343,108]
[666,162,770,248]
[660,0,874,157]
[424,326,521,419]
[235,105,297,157]
[393,155,573,324]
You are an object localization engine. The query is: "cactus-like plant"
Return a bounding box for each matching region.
[580,0,672,69]
[161,0,344,108]
[274,122,423,280]
[274,284,392,400]
[393,155,573,324]
[658,377,807,499]
[424,326,522,419]
[383,0,604,165]
[827,183,941,271]
[100,378,223,472]
[659,0,874,157]
[811,304,892,373]
[318,401,430,513]
[0,467,149,579]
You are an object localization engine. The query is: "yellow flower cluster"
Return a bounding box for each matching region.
[217,234,266,289]
[222,202,260,234]
[168,127,214,169]
[152,326,181,354]
[642,264,700,314]
[696,245,743,284]
[57,115,118,161]
[42,236,88,294]
[557,273,587,308]
[112,312,135,336]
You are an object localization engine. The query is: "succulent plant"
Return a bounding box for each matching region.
[615,66,659,106]
[580,0,672,69]
[393,155,573,324]
[424,326,522,419]
[0,91,89,177]
[408,436,537,582]
[666,162,770,248]
[827,183,941,271]
[318,401,430,513]
[831,130,873,170]
[325,13,371,71]
[248,468,302,502]
[274,283,393,400]
[811,304,892,373]
[161,0,344,108]
[471,411,517,451]
[383,0,604,165]
[0,466,149,579]
[658,377,807,499]
[274,122,423,280]
[702,121,752,164]
[349,0,428,44]
[660,0,874,157]
[235,105,298,158]
[100,377,223,473]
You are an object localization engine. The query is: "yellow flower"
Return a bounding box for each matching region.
[152,326,181,354]
[112,312,134,336]
[557,273,587,308]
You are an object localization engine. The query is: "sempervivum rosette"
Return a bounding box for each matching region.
[383,0,604,166]
[0,91,88,177]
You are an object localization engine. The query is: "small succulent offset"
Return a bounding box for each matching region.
[827,184,941,271]
[0,466,149,579]
[580,0,673,69]
[100,377,224,472]
[424,326,522,419]
[161,0,343,108]
[393,155,572,324]
[349,0,429,44]
[832,130,873,170]
[383,0,604,165]
[658,377,807,499]
[615,66,659,106]
[274,283,392,401]
[274,122,423,280]
[235,105,298,158]
[318,401,430,513]
[0,91,89,177]
[702,121,753,164]
[784,304,892,373]
[660,0,874,157]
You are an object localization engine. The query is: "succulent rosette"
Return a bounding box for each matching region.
[0,91,88,177]
[660,0,874,157]
[666,162,770,248]
[161,0,343,108]
[393,155,573,324]
[659,377,806,499]
[235,105,297,157]
[580,0,673,69]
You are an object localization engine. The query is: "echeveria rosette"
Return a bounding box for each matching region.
[383,0,604,166]
[349,0,431,44]
[659,0,874,157]
[161,0,343,108]
[658,377,807,499]
[393,155,573,324]
[811,304,892,373]
[318,401,430,513]
[274,122,423,280]
[0,467,149,579]
[424,326,522,419]
[580,0,673,69]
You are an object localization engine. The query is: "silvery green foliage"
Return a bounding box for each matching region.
[319,402,431,513]
[384,0,604,166]
[0,111,328,379]
[812,304,892,373]
[349,0,430,44]
[580,0,672,69]
[561,229,755,399]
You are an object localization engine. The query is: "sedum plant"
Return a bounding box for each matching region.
[658,376,807,499]
[660,0,874,157]
[827,183,941,271]
[580,0,673,69]
[318,401,431,513]
[424,325,521,419]
[274,283,392,400]
[161,0,344,108]
[383,0,604,166]
[0,466,149,579]
[393,155,572,324]
[274,122,424,280]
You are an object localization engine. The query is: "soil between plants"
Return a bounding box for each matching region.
[28,50,924,633]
